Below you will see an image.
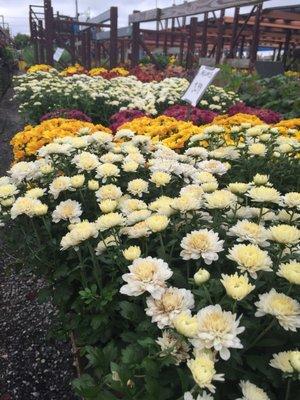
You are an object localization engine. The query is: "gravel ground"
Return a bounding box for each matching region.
[0,88,78,400]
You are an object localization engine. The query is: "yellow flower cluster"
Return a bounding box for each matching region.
[275,118,300,138]
[11,118,111,161]
[284,70,300,79]
[60,63,86,76]
[27,64,54,73]
[119,116,203,149]
[110,67,129,76]
[212,113,263,126]
[88,66,129,77]
[89,67,108,76]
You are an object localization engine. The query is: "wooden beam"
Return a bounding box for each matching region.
[216,9,225,64]
[89,9,110,24]
[129,0,270,23]
[110,6,118,68]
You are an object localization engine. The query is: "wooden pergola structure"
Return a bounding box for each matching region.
[29,0,118,68]
[29,0,300,70]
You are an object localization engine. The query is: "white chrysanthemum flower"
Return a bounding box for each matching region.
[72,151,99,171]
[227,182,249,194]
[180,229,224,264]
[236,380,270,400]
[277,260,300,285]
[127,209,152,225]
[96,212,125,232]
[25,187,46,199]
[247,186,280,204]
[187,353,224,393]
[9,161,37,183]
[60,221,98,250]
[149,196,175,216]
[197,159,229,176]
[282,192,300,209]
[122,245,141,261]
[255,289,300,331]
[0,184,19,199]
[127,179,149,197]
[190,305,245,360]
[96,163,120,182]
[10,197,48,219]
[184,391,213,400]
[119,198,147,215]
[150,171,171,187]
[185,147,209,159]
[173,195,202,213]
[121,220,151,238]
[38,143,72,157]
[205,190,237,209]
[52,199,82,224]
[248,143,267,157]
[96,184,122,201]
[49,176,72,199]
[120,257,172,299]
[269,224,300,246]
[269,351,294,373]
[227,244,272,279]
[228,220,270,247]
[145,287,194,329]
[221,273,255,300]
[157,331,190,365]
[180,184,204,199]
[210,146,240,160]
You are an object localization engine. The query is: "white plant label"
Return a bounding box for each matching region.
[53,47,65,62]
[182,65,220,106]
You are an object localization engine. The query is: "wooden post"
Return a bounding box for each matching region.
[186,17,197,69]
[179,33,185,65]
[276,42,283,61]
[81,31,87,67]
[70,23,76,64]
[86,28,91,70]
[38,20,45,63]
[249,3,262,67]
[32,22,39,64]
[110,6,118,68]
[95,41,100,66]
[171,17,175,46]
[200,12,208,57]
[239,35,245,58]
[228,7,240,58]
[215,9,225,64]
[131,11,140,67]
[44,0,54,65]
[282,30,291,68]
[120,40,125,64]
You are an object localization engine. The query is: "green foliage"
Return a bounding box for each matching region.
[14,33,31,50]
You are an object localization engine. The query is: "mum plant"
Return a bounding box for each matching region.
[1,122,299,400]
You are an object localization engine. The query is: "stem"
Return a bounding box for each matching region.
[284,379,291,400]
[203,284,213,305]
[77,248,88,288]
[87,243,102,291]
[246,319,276,350]
[159,233,167,260]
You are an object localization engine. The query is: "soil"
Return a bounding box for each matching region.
[0,88,78,400]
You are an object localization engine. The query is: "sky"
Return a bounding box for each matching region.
[0,0,298,36]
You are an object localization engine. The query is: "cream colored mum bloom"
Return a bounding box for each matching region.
[88,180,99,191]
[187,354,224,393]
[277,261,300,284]
[150,171,171,187]
[121,220,151,238]
[146,214,169,232]
[269,224,300,245]
[228,220,270,247]
[127,179,149,197]
[201,182,219,193]
[96,184,122,201]
[126,210,151,225]
[72,151,99,171]
[237,380,270,400]
[197,160,229,176]
[49,176,72,199]
[173,195,201,213]
[253,174,269,185]
[95,235,119,255]
[290,351,300,371]
[205,190,237,209]
[180,229,224,264]
[194,269,210,285]
[149,196,175,216]
[269,351,294,373]
[25,187,45,199]
[96,163,120,182]
[227,244,272,279]
[190,305,245,360]
[122,161,139,172]
[255,289,300,331]
[119,198,147,215]
[221,273,255,300]
[10,197,45,219]
[145,287,194,329]
[120,257,172,299]
[180,184,204,199]
[228,182,249,194]
[247,186,280,204]
[122,245,141,261]
[96,212,124,232]
[282,192,300,209]
[248,143,267,157]
[99,199,118,213]
[173,310,198,337]
[156,330,190,365]
[60,221,98,250]
[71,174,85,188]
[184,391,213,400]
[52,199,82,223]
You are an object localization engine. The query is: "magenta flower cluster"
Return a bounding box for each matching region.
[40,109,92,123]
[163,105,217,125]
[109,109,146,132]
[228,102,282,124]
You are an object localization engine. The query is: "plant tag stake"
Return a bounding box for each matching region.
[53,47,65,62]
[182,65,220,107]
